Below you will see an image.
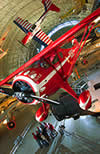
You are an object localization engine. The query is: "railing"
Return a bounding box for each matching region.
[69,62,100,94]
[10,119,34,154]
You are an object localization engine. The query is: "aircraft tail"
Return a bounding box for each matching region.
[42,0,60,12]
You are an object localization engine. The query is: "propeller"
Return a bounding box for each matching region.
[0,87,14,96]
[30,94,60,105]
[0,86,100,121]
[0,87,60,105]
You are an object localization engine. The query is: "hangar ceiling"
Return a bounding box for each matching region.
[0,0,94,79]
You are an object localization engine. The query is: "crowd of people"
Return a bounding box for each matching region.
[32,122,58,148]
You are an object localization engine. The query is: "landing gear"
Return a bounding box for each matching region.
[7,120,16,130]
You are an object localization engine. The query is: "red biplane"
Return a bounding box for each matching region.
[0,7,100,129]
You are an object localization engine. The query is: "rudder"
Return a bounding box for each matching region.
[42,0,60,12]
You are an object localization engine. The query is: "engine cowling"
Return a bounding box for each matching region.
[78,90,91,110]
[12,70,40,105]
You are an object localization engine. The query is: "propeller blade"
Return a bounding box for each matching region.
[0,87,14,96]
[30,94,60,105]
[13,92,60,105]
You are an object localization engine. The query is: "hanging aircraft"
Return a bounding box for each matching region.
[0,27,10,59]
[0,95,17,130]
[0,8,100,130]
[13,0,60,46]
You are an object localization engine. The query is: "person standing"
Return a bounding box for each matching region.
[36,127,49,147]
[48,123,58,138]
[40,123,50,141]
[32,132,43,148]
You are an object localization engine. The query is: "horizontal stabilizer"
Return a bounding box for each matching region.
[13,17,33,34]
[34,29,53,46]
[22,29,53,46]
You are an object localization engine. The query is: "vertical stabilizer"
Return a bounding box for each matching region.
[42,0,60,12]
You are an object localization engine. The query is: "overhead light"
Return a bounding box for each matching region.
[3,119,8,124]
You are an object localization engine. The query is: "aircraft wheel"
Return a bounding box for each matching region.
[7,120,16,130]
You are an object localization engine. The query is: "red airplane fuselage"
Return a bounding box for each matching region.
[12,45,78,105]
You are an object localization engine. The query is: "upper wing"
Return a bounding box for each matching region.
[13,17,33,34]
[0,8,100,86]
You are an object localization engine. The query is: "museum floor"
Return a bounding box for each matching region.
[10,70,100,154]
